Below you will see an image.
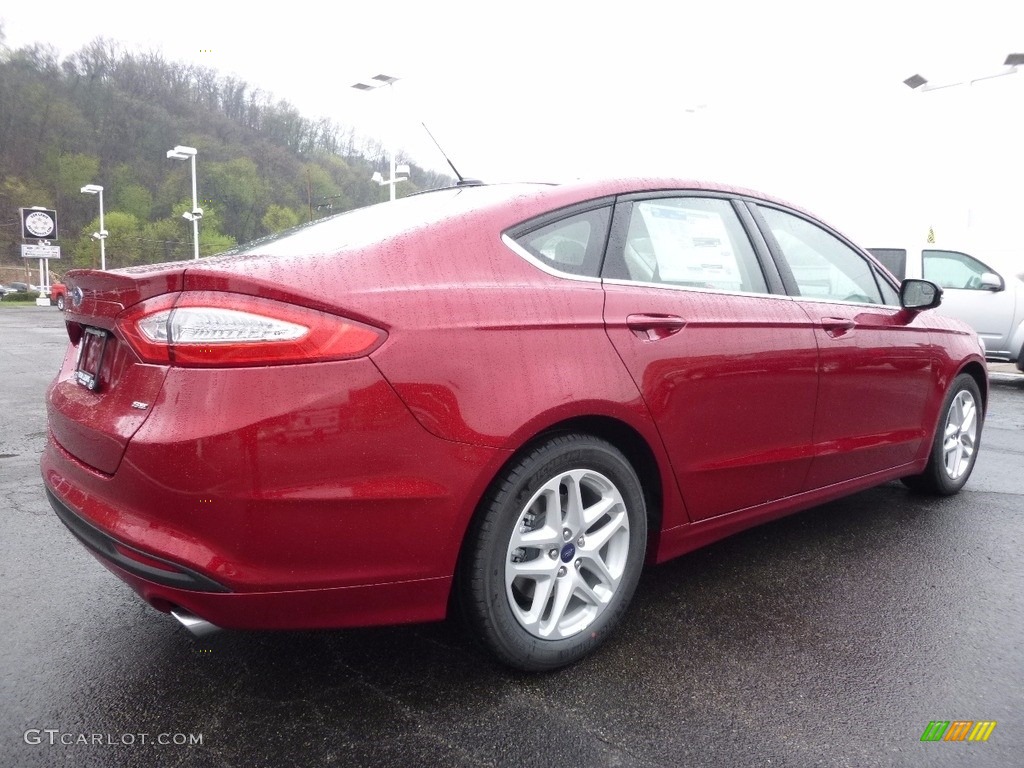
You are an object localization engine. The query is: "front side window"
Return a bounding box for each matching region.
[874,268,900,306]
[608,197,768,294]
[923,250,994,290]
[759,207,883,305]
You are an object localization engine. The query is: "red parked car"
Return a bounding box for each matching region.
[50,282,68,310]
[42,179,987,671]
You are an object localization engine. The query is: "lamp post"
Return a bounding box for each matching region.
[351,74,408,201]
[903,53,1022,92]
[79,184,107,271]
[903,54,1022,234]
[371,165,410,194]
[166,145,202,259]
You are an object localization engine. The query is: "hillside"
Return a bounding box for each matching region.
[0,27,451,275]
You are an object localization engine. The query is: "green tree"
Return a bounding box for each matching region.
[200,228,236,257]
[203,157,270,243]
[73,211,142,269]
[301,162,343,221]
[0,175,53,210]
[138,218,188,264]
[170,200,236,258]
[39,150,99,200]
[112,183,153,222]
[46,151,102,233]
[261,204,300,234]
[0,39,452,271]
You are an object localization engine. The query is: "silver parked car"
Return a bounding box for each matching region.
[868,245,1024,371]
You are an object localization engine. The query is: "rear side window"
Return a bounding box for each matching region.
[604,197,768,294]
[510,207,611,278]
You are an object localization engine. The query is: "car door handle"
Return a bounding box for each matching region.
[626,314,687,340]
[820,317,855,338]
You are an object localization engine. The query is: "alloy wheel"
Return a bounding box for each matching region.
[504,468,630,640]
[942,389,978,481]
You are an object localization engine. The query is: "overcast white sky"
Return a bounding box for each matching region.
[3,0,1024,252]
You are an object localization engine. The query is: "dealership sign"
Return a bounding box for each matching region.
[20,207,59,240]
[21,244,61,260]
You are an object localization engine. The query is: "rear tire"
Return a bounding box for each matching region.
[55,295,65,311]
[902,373,983,495]
[460,434,647,672]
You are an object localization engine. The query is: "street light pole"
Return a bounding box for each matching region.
[80,184,107,270]
[166,145,202,259]
[351,74,409,201]
[903,53,1022,92]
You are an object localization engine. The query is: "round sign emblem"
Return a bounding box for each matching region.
[25,211,55,238]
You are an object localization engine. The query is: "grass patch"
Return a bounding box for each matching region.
[0,292,42,302]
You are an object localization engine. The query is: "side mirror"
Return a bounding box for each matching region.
[900,279,943,311]
[979,271,1003,291]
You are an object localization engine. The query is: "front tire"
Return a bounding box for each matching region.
[902,373,983,495]
[460,434,647,672]
[55,295,65,311]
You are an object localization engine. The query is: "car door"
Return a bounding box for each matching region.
[751,204,936,489]
[922,249,1018,357]
[601,194,819,521]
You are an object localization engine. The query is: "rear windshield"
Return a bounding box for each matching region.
[234,184,549,258]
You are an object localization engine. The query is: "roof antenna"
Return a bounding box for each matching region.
[422,122,483,187]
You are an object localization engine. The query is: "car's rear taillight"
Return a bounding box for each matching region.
[117,292,385,366]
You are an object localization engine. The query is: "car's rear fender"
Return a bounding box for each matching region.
[471,407,687,562]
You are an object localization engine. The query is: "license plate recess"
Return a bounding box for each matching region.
[75,327,109,391]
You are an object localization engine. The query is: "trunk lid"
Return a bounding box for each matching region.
[48,267,185,474]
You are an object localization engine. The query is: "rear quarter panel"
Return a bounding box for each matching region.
[363,229,689,537]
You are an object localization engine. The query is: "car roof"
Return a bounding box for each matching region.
[228,178,819,258]
[112,178,835,281]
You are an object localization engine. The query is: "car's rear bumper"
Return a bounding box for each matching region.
[46,486,229,592]
[46,474,455,630]
[41,357,510,629]
[97,548,453,631]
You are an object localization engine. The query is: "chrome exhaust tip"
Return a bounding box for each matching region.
[170,609,221,638]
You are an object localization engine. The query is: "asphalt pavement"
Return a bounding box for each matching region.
[1,305,1022,768]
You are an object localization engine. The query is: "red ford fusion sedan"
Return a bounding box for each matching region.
[43,178,987,671]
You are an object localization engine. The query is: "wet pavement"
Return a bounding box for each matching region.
[1,305,1021,767]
